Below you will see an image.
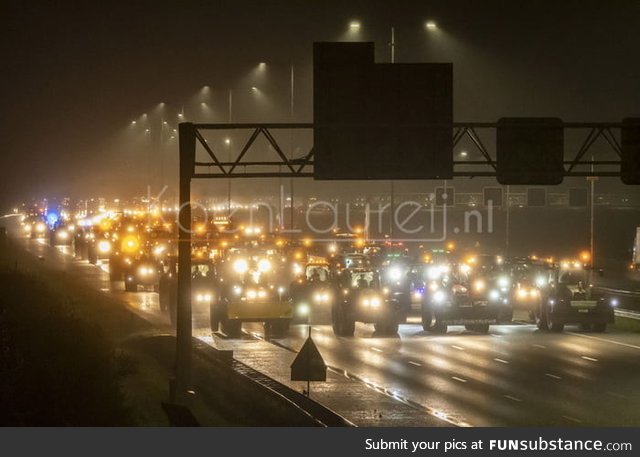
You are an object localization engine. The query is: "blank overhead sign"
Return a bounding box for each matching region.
[313,42,453,180]
[621,118,640,185]
[497,118,564,185]
[527,188,547,206]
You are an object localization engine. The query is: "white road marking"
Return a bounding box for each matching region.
[408,361,422,367]
[491,334,503,338]
[545,373,562,380]
[451,376,467,383]
[562,415,583,424]
[532,344,547,349]
[371,347,383,353]
[567,331,640,351]
[581,356,599,362]
[504,395,522,402]
[451,345,465,351]
[494,358,509,364]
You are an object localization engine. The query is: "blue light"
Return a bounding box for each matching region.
[46,212,59,226]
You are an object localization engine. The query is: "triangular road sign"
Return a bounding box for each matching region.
[291,336,326,382]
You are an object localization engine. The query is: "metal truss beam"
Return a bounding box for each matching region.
[188,122,627,179]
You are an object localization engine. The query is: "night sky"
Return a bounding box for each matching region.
[2,0,640,210]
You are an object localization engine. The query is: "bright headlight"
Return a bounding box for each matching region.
[370,296,381,308]
[57,230,69,240]
[257,290,267,299]
[428,282,439,292]
[246,290,257,299]
[427,265,442,280]
[489,289,500,301]
[388,267,402,281]
[233,285,242,295]
[433,290,447,304]
[233,258,249,274]
[611,298,619,307]
[413,291,423,300]
[153,245,166,256]
[313,292,330,303]
[473,280,486,292]
[298,303,310,316]
[122,236,139,253]
[257,258,271,273]
[517,288,528,299]
[535,276,546,287]
[497,276,510,288]
[98,240,111,254]
[35,222,46,233]
[23,224,32,232]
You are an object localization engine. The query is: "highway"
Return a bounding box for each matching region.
[11,227,640,427]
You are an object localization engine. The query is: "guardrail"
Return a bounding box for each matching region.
[615,308,640,320]
[597,286,640,297]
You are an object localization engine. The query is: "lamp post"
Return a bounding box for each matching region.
[227,89,233,218]
[289,64,295,237]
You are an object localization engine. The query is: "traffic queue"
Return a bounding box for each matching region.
[21,210,616,339]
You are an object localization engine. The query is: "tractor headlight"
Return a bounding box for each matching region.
[388,267,402,281]
[233,258,249,274]
[473,279,486,292]
[427,265,442,280]
[196,293,213,303]
[98,240,111,254]
[297,303,310,316]
[433,290,447,304]
[257,258,271,273]
[361,295,382,308]
[313,292,330,303]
